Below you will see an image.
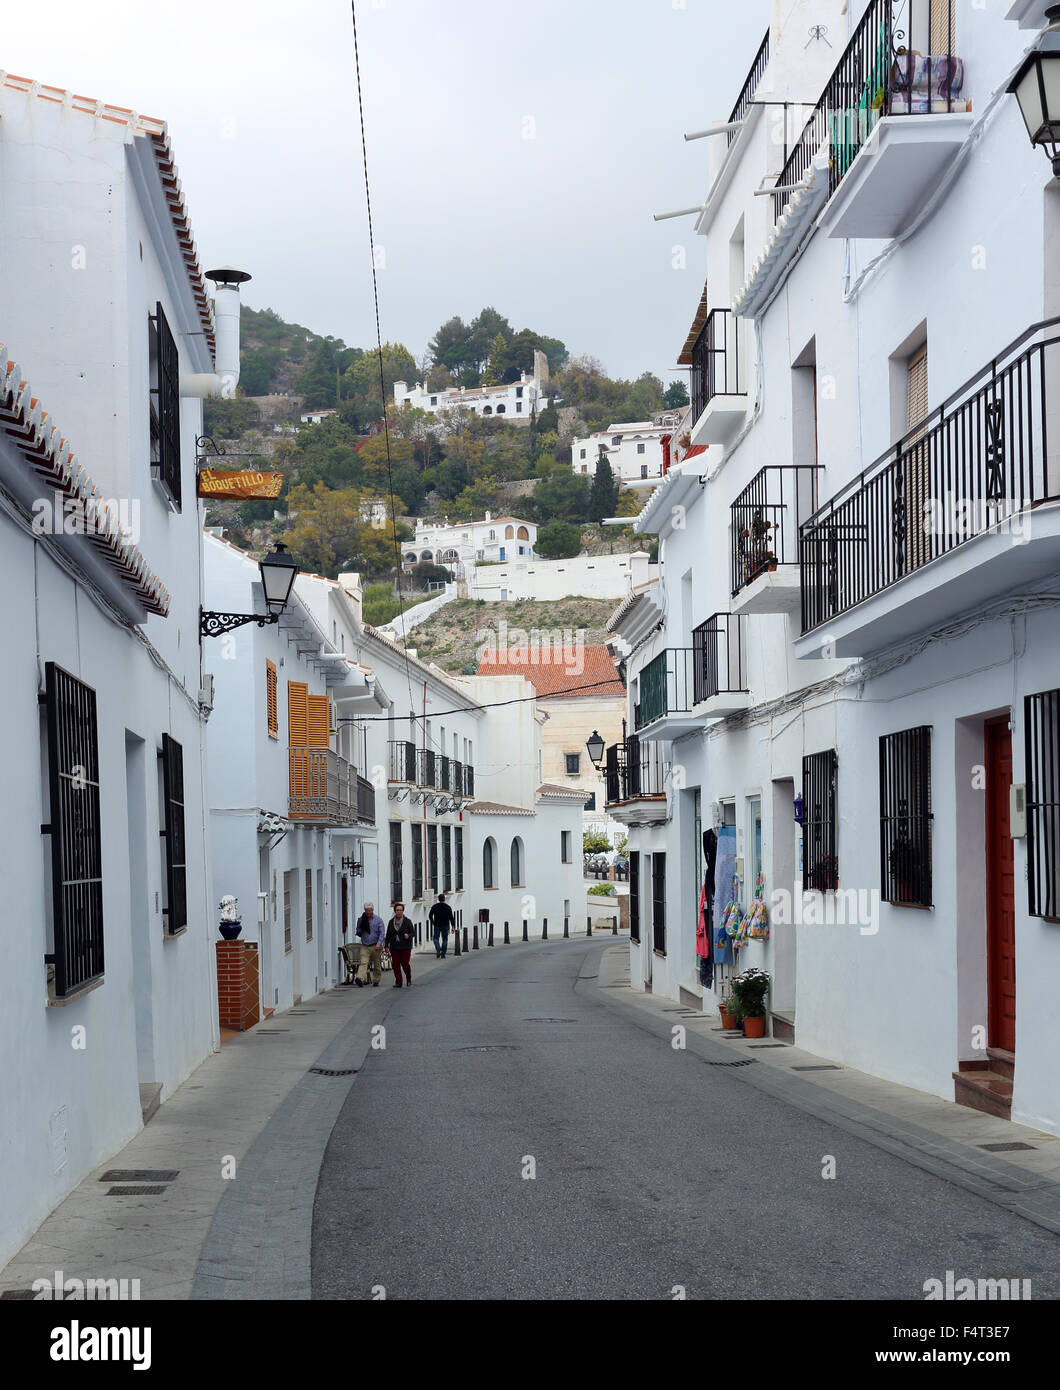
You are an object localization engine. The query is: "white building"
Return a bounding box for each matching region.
[394,350,551,424]
[403,511,537,571]
[300,407,339,425]
[0,75,245,1265]
[571,414,684,485]
[466,549,654,603]
[615,0,1060,1136]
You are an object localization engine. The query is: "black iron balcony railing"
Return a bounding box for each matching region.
[727,29,770,146]
[800,322,1060,633]
[692,613,748,704]
[636,649,695,729]
[690,309,744,423]
[388,739,416,783]
[774,0,962,221]
[451,759,464,797]
[732,465,820,597]
[439,754,451,792]
[418,748,436,789]
[464,765,475,798]
[603,735,667,806]
[290,748,375,826]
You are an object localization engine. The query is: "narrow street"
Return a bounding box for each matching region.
[310,941,1060,1301]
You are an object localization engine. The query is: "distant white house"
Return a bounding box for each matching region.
[394,350,551,425]
[403,512,537,571]
[571,414,684,485]
[300,407,339,425]
[467,550,655,603]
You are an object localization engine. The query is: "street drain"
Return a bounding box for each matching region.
[309,1067,357,1076]
[257,1030,291,1034]
[704,1058,757,1067]
[288,1010,318,1015]
[978,1142,1035,1152]
[105,1185,167,1196]
[455,1044,520,1052]
[792,1064,841,1071]
[749,1044,789,1049]
[523,1018,577,1023]
[0,1290,37,1300]
[100,1169,178,1183]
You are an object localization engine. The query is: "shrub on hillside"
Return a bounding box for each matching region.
[536,520,582,559]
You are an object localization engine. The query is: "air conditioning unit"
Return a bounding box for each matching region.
[329,702,338,736]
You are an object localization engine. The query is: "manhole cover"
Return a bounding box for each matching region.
[749,1044,789,1049]
[1,1290,37,1300]
[309,1067,357,1077]
[455,1044,520,1052]
[288,1010,317,1015]
[978,1142,1035,1152]
[105,1185,167,1196]
[792,1064,841,1071]
[100,1169,179,1183]
[523,1018,577,1024]
[704,1058,757,1067]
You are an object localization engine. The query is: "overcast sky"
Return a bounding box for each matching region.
[4,0,771,384]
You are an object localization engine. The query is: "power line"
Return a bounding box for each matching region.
[336,675,627,722]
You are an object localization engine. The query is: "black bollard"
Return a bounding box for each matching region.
[462,925,469,953]
[522,919,528,942]
[472,922,479,950]
[563,916,569,939]
[454,927,462,957]
[504,921,510,944]
[587,915,592,938]
[612,915,618,935]
[542,917,548,941]
[488,922,494,946]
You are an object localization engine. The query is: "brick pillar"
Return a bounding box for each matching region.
[216,941,261,1031]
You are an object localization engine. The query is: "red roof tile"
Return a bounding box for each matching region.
[476,643,625,698]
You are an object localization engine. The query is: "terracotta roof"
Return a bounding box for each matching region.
[0,348,170,615]
[0,74,216,360]
[677,281,710,366]
[476,643,625,698]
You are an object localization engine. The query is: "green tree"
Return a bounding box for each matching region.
[588,453,620,522]
[203,395,261,439]
[663,379,690,409]
[536,520,582,559]
[533,469,590,523]
[239,347,283,395]
[295,338,340,408]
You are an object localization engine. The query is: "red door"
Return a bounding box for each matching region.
[985,720,1016,1053]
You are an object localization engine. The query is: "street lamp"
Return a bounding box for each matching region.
[585,730,605,767]
[201,543,300,637]
[1008,6,1060,177]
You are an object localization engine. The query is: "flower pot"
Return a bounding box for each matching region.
[744,1015,766,1038]
[719,1008,736,1029]
[219,921,243,940]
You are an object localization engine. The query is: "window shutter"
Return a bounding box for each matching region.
[288,682,309,811]
[308,695,330,748]
[905,346,931,572]
[161,734,187,933]
[266,661,278,740]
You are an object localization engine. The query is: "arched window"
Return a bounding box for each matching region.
[496,404,506,414]
[483,406,493,415]
[442,548,459,563]
[404,553,417,565]
[483,837,496,890]
[517,526,529,540]
[505,525,514,539]
[510,836,524,887]
[420,550,433,562]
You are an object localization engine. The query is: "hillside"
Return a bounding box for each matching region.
[405,596,619,673]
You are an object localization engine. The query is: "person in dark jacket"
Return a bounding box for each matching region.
[429,892,455,958]
[354,902,385,987]
[385,902,415,987]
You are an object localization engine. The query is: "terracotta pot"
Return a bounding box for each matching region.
[744,1015,766,1038]
[720,1008,737,1029]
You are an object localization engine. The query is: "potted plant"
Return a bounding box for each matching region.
[719,990,740,1030]
[218,895,242,940]
[731,966,770,1038]
[888,836,924,904]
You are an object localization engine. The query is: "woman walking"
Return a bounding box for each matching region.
[386,902,415,988]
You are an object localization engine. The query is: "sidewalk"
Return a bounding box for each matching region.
[589,945,1060,1236]
[0,941,454,1301]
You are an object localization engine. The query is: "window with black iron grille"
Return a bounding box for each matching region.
[149,302,181,509]
[412,824,423,899]
[42,662,104,999]
[427,824,438,892]
[879,726,933,906]
[455,826,464,889]
[442,825,452,891]
[305,868,313,941]
[160,734,187,933]
[651,852,666,954]
[389,821,403,903]
[629,852,640,943]
[802,749,838,892]
[1026,687,1060,920]
[283,871,292,953]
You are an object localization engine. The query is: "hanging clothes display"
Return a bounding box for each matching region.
[697,827,718,987]
[746,870,770,940]
[713,825,736,966]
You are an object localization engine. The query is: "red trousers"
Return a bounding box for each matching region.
[391,948,412,984]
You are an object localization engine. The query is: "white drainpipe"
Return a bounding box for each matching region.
[181,266,251,399]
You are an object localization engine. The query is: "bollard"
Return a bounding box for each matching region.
[522,919,529,942]
[587,915,592,938]
[612,915,618,936]
[563,916,569,939]
[504,921,510,944]
[462,925,469,953]
[473,922,479,950]
[488,922,494,946]
[454,927,462,957]
[542,917,548,941]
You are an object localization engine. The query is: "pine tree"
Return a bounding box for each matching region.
[588,451,619,522]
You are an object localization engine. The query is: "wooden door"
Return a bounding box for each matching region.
[985,718,1016,1053]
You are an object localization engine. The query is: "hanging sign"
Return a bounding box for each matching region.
[197,470,283,500]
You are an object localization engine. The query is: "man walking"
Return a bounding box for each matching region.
[354,901,385,988]
[386,902,415,988]
[429,891,455,959]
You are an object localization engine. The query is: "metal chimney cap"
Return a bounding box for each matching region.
[205,267,252,287]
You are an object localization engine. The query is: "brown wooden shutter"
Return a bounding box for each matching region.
[906,346,931,572]
[288,681,309,811]
[308,695,330,748]
[266,661,278,740]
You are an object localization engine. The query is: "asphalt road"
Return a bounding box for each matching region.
[312,940,1060,1300]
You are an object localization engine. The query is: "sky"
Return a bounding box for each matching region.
[3,0,772,384]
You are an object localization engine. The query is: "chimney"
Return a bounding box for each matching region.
[181,266,252,398]
[337,571,364,627]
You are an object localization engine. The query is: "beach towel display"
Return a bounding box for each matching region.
[746,871,770,941]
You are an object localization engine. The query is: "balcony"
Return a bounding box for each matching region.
[689,309,747,446]
[691,613,750,718]
[417,748,437,789]
[775,0,971,241]
[796,322,1060,660]
[603,735,668,825]
[731,466,820,615]
[289,748,376,826]
[634,649,701,741]
[388,739,416,784]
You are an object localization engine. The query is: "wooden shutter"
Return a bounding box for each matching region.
[266,661,278,740]
[905,346,931,572]
[288,682,309,812]
[161,734,187,933]
[308,695,330,748]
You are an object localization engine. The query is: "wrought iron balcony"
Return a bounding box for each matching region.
[603,736,668,824]
[731,465,820,613]
[692,613,749,715]
[634,649,700,740]
[798,322,1060,657]
[464,765,475,798]
[417,748,437,789]
[388,739,416,783]
[690,309,746,443]
[289,747,376,826]
[727,29,770,147]
[774,0,967,227]
[439,754,452,792]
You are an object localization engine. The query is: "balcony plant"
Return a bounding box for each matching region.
[741,513,778,583]
[719,989,741,1030]
[731,966,770,1038]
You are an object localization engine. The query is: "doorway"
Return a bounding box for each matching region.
[985,719,1016,1054]
[125,733,156,1088]
[771,779,797,1014]
[258,845,272,1014]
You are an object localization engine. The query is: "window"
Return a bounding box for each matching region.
[430,396,438,406]
[283,871,293,953]
[160,734,187,933]
[42,662,104,998]
[565,752,580,776]
[516,402,523,413]
[412,823,423,899]
[483,836,496,889]
[510,836,524,887]
[496,404,506,414]
[266,661,278,739]
[305,868,313,941]
[442,826,452,891]
[1026,688,1060,919]
[640,464,648,479]
[612,436,621,446]
[427,824,439,891]
[389,821,403,903]
[561,830,572,863]
[505,525,515,540]
[652,852,666,954]
[517,526,529,541]
[637,442,645,455]
[802,750,838,892]
[584,792,596,811]
[149,302,181,509]
[455,826,464,889]
[516,386,524,398]
[580,449,586,459]
[880,726,933,906]
[629,852,640,943]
